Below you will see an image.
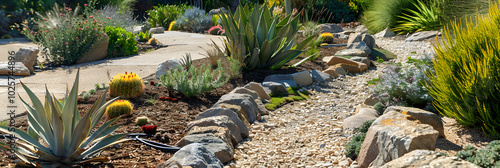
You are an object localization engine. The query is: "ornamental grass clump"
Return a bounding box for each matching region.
[21,3,104,65]
[160,61,229,97]
[0,69,128,167]
[426,1,500,139]
[220,3,314,70]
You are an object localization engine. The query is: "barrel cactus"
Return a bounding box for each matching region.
[320,32,334,44]
[106,99,133,119]
[109,72,145,98]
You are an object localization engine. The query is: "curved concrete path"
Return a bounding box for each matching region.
[0,31,224,120]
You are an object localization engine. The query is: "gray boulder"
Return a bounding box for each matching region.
[261,81,288,96]
[13,47,38,73]
[374,27,396,38]
[357,111,439,168]
[196,108,249,138]
[0,62,30,76]
[311,70,333,82]
[157,143,223,168]
[347,41,372,56]
[175,133,234,164]
[342,108,379,129]
[208,7,229,16]
[347,33,376,50]
[229,87,268,115]
[263,74,297,88]
[156,58,182,79]
[213,93,261,123]
[355,25,369,34]
[291,71,313,86]
[406,31,440,41]
[316,23,344,34]
[244,82,271,100]
[187,126,238,147]
[381,150,480,168]
[335,49,368,57]
[149,27,165,34]
[187,115,243,142]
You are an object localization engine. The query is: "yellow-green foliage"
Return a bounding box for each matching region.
[427,1,500,138]
[265,87,310,110]
[109,72,145,99]
[320,32,334,44]
[106,99,133,119]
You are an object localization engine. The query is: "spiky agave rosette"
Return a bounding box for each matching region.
[109,72,145,99]
[0,68,129,167]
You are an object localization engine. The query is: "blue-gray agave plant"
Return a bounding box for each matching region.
[0,68,128,167]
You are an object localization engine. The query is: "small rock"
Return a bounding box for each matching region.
[149,27,165,34]
[374,27,396,38]
[262,81,288,95]
[196,108,250,138]
[316,23,344,34]
[380,150,480,168]
[155,58,182,79]
[335,49,368,57]
[406,31,440,41]
[291,71,313,86]
[347,33,375,50]
[187,115,243,142]
[157,143,223,167]
[323,66,347,78]
[0,62,30,76]
[263,74,297,88]
[346,41,372,56]
[13,47,38,73]
[244,82,271,100]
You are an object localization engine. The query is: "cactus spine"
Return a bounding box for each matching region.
[109,72,145,99]
[106,99,133,119]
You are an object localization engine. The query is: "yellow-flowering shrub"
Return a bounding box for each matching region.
[106,99,133,119]
[109,72,145,99]
[320,32,334,44]
[426,1,500,138]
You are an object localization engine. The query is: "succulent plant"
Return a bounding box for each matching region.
[208,25,223,35]
[0,68,128,167]
[106,99,133,119]
[135,116,150,125]
[320,32,334,44]
[109,72,145,99]
[135,31,152,42]
[142,125,158,134]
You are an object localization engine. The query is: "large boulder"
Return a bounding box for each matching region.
[157,143,223,168]
[149,27,165,34]
[155,58,182,79]
[187,115,243,142]
[405,31,440,41]
[196,108,249,138]
[322,66,347,78]
[374,27,396,38]
[311,70,333,82]
[186,126,237,147]
[215,104,251,127]
[175,133,234,164]
[263,74,297,88]
[380,150,480,168]
[261,82,288,95]
[0,62,30,76]
[384,106,444,137]
[335,49,368,57]
[13,47,38,73]
[291,71,313,86]
[316,23,344,34]
[244,82,271,100]
[347,33,375,50]
[335,63,364,74]
[76,34,109,64]
[357,111,439,168]
[342,108,379,129]
[326,56,368,73]
[350,57,375,68]
[212,93,263,123]
[347,41,372,56]
[229,87,268,115]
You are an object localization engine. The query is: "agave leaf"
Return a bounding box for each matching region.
[20,84,53,146]
[0,125,52,154]
[62,69,80,151]
[248,48,260,69]
[80,117,120,149]
[78,134,129,159]
[295,35,316,51]
[20,97,48,143]
[50,96,64,156]
[269,50,303,70]
[259,40,271,67]
[90,93,119,129]
[267,18,278,41]
[65,105,92,156]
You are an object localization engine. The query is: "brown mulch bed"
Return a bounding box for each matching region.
[435,117,492,157]
[0,56,328,167]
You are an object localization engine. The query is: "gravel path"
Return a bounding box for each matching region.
[232,37,434,167]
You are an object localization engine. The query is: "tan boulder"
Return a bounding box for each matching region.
[380,150,480,168]
[76,34,109,64]
[384,106,445,137]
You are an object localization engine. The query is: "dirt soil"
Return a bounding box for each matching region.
[0,57,327,168]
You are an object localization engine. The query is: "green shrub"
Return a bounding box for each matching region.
[147,3,190,28]
[175,7,212,33]
[160,61,229,97]
[135,31,152,42]
[426,1,500,139]
[456,141,500,167]
[392,0,442,34]
[345,133,366,160]
[220,3,314,70]
[299,0,355,23]
[104,26,137,58]
[363,0,416,34]
[21,3,104,65]
[359,119,375,133]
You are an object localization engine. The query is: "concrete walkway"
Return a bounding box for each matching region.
[0,31,224,120]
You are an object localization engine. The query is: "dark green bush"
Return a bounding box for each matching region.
[104,26,137,58]
[456,141,500,167]
[300,0,356,23]
[359,119,375,133]
[147,3,190,28]
[345,133,366,160]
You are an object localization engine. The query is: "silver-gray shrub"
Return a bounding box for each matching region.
[160,60,229,97]
[174,7,212,33]
[96,4,138,32]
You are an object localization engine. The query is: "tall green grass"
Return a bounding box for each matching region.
[426,1,500,139]
[363,0,416,34]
